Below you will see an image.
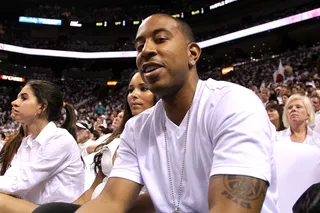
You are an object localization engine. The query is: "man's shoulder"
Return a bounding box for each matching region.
[202,78,251,95]
[200,78,256,104]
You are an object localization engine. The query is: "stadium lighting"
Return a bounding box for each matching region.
[1,8,319,59]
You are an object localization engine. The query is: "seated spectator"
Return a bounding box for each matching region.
[261,88,270,106]
[0,80,84,212]
[91,130,100,141]
[86,111,124,155]
[76,122,95,158]
[277,94,320,147]
[281,92,290,106]
[311,95,320,115]
[95,102,105,116]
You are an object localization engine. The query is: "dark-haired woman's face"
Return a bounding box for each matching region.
[267,108,279,122]
[282,95,288,105]
[11,85,42,124]
[127,73,155,116]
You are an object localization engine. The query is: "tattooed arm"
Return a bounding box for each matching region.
[208,175,268,213]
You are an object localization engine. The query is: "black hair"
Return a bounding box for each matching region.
[27,80,63,122]
[145,13,196,43]
[0,126,25,175]
[266,103,285,131]
[0,132,5,140]
[92,130,100,140]
[27,80,77,140]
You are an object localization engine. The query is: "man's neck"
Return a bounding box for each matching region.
[162,76,199,126]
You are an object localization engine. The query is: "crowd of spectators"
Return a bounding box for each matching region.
[1,43,319,137]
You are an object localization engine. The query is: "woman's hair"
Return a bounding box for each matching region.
[60,103,77,140]
[282,94,315,128]
[27,80,77,140]
[0,132,5,140]
[282,92,290,98]
[92,130,100,140]
[266,103,285,131]
[93,71,157,173]
[0,126,25,175]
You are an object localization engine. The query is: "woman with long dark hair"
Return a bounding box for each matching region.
[0,80,84,212]
[266,103,285,131]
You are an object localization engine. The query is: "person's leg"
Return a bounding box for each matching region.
[0,193,38,213]
[32,202,81,213]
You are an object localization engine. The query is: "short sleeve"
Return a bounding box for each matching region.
[210,87,274,183]
[109,120,143,185]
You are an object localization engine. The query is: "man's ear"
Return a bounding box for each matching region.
[188,42,201,67]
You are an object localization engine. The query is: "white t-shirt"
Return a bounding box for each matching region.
[110,79,279,213]
[0,122,85,204]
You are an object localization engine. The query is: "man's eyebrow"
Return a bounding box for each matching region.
[134,28,173,44]
[152,28,173,37]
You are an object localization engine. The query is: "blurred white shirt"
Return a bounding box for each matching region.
[78,139,95,158]
[313,112,320,134]
[276,126,320,148]
[0,122,85,204]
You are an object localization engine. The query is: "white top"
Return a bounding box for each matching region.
[276,126,320,148]
[273,142,320,213]
[91,138,120,199]
[78,139,96,158]
[94,133,112,146]
[0,143,2,152]
[313,112,320,134]
[0,122,85,204]
[110,79,279,213]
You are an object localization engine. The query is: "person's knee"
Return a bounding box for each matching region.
[33,202,81,213]
[33,203,58,213]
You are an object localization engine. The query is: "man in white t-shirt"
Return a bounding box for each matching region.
[74,14,278,213]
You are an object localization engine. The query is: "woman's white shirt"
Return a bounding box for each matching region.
[0,122,85,204]
[91,138,120,200]
[276,126,320,148]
